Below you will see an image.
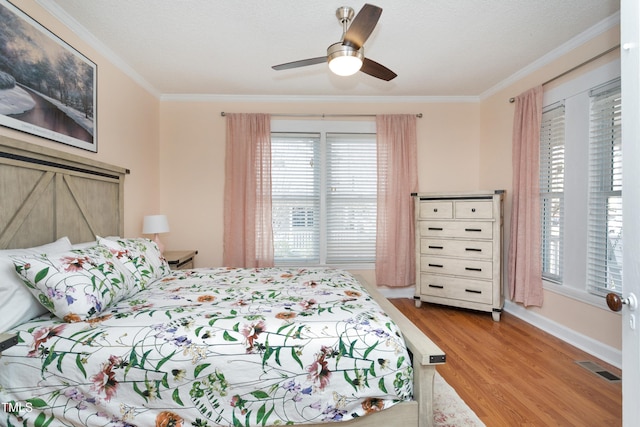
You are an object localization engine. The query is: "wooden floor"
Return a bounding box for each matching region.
[390,299,622,427]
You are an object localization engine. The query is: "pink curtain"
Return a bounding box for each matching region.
[223,113,274,267]
[508,86,544,307]
[375,115,418,288]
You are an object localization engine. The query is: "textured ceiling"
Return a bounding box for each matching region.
[37,0,620,99]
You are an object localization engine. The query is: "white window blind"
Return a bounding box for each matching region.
[540,102,566,283]
[587,78,622,296]
[271,133,320,263]
[326,133,377,263]
[271,130,377,265]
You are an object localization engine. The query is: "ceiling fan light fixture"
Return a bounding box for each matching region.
[327,43,363,76]
[272,4,396,81]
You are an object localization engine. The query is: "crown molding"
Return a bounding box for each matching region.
[36,1,619,104]
[35,0,478,104]
[159,93,480,103]
[36,0,160,98]
[480,11,621,101]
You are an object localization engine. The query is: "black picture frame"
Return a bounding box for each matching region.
[0,0,97,152]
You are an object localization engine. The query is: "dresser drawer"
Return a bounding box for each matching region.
[420,274,493,304]
[454,200,494,219]
[419,201,453,219]
[420,238,493,259]
[418,220,494,239]
[420,256,493,279]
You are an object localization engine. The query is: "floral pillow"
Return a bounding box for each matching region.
[12,246,136,322]
[0,237,73,332]
[97,237,170,289]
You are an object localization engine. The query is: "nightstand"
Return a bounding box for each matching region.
[164,250,198,270]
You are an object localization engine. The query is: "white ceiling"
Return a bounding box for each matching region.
[37,0,620,99]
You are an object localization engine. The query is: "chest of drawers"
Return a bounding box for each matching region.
[413,191,504,321]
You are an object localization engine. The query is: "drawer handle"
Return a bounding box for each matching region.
[428,227,443,231]
[465,228,483,232]
[465,267,482,272]
[428,263,444,268]
[433,208,438,212]
[428,245,444,250]
[465,289,482,294]
[428,284,444,289]
[471,208,476,212]
[465,247,482,252]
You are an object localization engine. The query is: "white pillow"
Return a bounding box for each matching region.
[0,237,73,332]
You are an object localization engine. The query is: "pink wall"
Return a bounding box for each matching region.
[0,0,161,238]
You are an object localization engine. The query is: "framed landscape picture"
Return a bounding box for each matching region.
[0,0,97,152]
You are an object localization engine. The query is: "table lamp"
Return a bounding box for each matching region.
[142,214,170,253]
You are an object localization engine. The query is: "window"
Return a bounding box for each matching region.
[325,133,377,263]
[539,60,621,301]
[586,79,622,296]
[271,133,320,262]
[271,120,377,266]
[540,102,565,283]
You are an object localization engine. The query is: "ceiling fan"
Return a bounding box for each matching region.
[271,4,397,81]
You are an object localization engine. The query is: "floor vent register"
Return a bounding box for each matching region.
[575,360,621,382]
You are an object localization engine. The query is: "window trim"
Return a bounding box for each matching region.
[271,119,377,270]
[271,119,376,134]
[540,58,620,308]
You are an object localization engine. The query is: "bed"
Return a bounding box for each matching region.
[0,136,445,427]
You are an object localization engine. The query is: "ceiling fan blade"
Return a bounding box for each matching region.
[343,3,382,49]
[272,56,327,71]
[360,58,397,81]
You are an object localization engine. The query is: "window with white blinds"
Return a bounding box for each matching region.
[271,130,377,266]
[587,78,622,296]
[271,133,321,263]
[539,102,565,283]
[537,60,621,303]
[326,133,377,263]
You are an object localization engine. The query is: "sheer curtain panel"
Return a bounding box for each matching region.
[508,86,544,306]
[375,115,418,287]
[223,113,274,267]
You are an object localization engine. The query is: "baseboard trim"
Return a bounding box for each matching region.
[378,285,622,369]
[504,300,622,369]
[378,286,416,300]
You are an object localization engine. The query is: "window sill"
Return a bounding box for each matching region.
[542,280,618,313]
[275,262,375,271]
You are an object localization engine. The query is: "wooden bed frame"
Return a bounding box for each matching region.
[0,135,445,427]
[0,135,127,249]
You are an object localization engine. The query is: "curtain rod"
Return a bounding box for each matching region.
[509,44,621,103]
[220,112,423,118]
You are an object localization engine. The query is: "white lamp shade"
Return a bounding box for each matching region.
[142,215,170,234]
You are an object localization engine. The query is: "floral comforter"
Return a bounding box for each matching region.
[0,268,413,426]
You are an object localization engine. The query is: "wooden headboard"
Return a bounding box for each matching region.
[0,136,127,249]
